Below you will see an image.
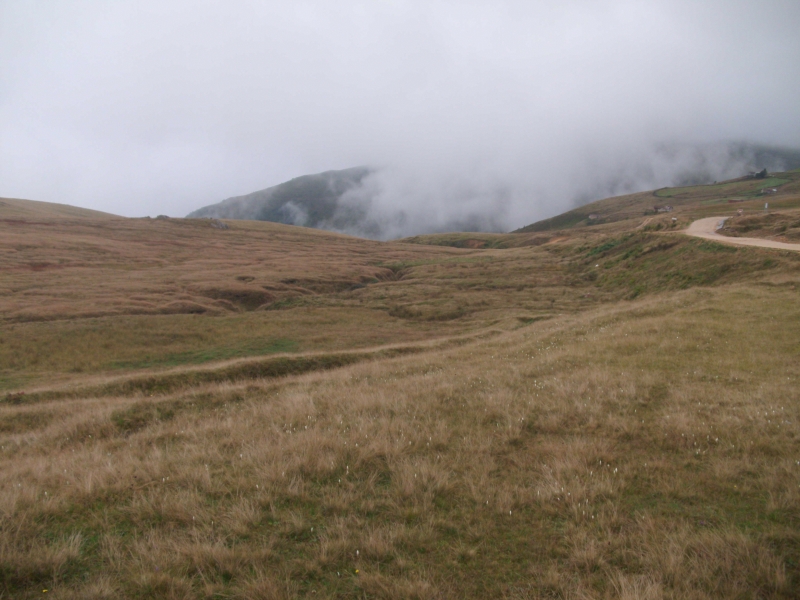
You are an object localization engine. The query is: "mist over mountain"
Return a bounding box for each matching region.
[563,141,800,206]
[188,167,373,231]
[4,3,799,225]
[187,142,800,239]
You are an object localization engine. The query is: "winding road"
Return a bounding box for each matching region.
[684,217,800,252]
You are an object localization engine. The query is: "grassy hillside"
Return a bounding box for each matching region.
[515,169,800,234]
[719,211,800,243]
[2,186,800,598]
[0,197,119,221]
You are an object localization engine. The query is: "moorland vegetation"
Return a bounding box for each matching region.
[1,172,800,598]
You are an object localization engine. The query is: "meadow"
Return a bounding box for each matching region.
[1,177,800,598]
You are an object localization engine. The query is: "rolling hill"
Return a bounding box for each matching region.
[2,179,800,598]
[0,196,119,221]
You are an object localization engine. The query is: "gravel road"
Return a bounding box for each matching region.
[684,217,800,252]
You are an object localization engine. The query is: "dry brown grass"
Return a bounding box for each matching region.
[7,196,797,393]
[0,199,610,390]
[2,283,799,597]
[2,196,800,597]
[0,207,454,322]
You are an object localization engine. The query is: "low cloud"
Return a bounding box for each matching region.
[319,141,798,239]
[1,1,799,233]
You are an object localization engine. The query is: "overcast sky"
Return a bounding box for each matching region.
[2,1,799,229]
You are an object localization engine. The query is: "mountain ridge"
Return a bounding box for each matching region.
[187,166,373,229]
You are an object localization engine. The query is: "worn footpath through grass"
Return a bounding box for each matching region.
[1,284,799,598]
[3,190,800,598]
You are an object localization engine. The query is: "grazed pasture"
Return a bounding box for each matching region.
[1,189,800,598]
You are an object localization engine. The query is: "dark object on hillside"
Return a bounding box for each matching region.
[156,214,170,220]
[210,219,228,230]
[752,168,768,179]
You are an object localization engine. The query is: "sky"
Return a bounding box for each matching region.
[2,1,799,233]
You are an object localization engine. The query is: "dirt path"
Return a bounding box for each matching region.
[684,217,800,252]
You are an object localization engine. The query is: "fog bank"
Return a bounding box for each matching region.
[2,1,799,232]
[338,141,800,239]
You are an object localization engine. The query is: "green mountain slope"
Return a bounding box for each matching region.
[187,167,373,230]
